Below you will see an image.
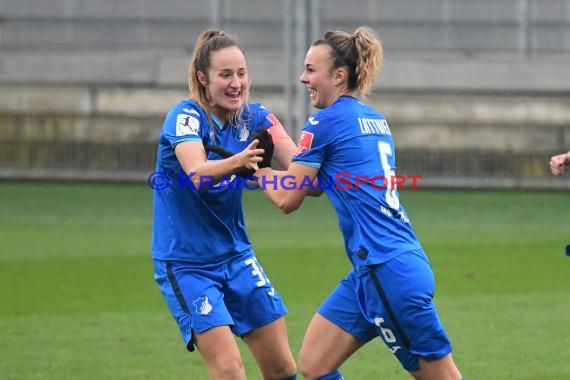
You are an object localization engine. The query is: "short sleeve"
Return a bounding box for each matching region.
[162,102,204,149]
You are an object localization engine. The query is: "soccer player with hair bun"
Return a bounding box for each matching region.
[256,26,464,380]
[151,29,298,380]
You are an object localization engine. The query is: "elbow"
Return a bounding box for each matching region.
[185,171,212,190]
[277,199,300,214]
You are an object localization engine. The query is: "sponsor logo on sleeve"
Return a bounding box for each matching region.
[176,114,200,136]
[297,131,314,153]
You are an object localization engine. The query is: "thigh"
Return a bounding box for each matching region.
[299,272,374,375]
[360,250,453,372]
[194,325,246,380]
[299,314,364,377]
[411,354,462,380]
[318,271,379,343]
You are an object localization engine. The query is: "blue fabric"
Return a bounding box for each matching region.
[278,374,297,380]
[312,370,344,380]
[151,100,274,263]
[153,251,287,351]
[293,96,422,270]
[319,250,452,372]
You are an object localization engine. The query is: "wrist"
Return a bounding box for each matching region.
[228,154,243,174]
[256,167,272,176]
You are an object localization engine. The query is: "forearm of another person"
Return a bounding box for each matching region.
[271,135,323,197]
[175,140,263,187]
[256,163,318,213]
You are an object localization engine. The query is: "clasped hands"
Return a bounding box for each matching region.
[204,127,274,178]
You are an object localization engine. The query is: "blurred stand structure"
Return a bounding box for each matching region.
[0,0,569,189]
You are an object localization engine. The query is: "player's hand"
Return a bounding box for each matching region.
[549,152,570,176]
[204,142,262,178]
[251,127,274,168]
[236,140,264,173]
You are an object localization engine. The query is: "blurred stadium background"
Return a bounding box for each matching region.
[1,0,569,189]
[1,2,570,379]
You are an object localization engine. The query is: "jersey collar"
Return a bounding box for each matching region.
[210,113,228,131]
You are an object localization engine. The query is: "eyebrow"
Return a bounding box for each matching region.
[217,67,247,72]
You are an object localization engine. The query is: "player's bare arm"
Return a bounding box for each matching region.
[175,140,263,187]
[256,163,319,213]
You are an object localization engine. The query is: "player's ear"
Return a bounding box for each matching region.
[197,71,208,87]
[333,67,348,86]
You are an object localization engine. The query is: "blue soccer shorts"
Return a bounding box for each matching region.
[318,249,452,372]
[153,251,288,351]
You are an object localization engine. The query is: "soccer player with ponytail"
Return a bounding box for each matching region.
[256,26,464,380]
[152,29,298,380]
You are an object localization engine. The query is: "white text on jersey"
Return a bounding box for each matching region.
[358,117,391,136]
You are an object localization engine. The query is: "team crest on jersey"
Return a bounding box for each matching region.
[297,131,314,153]
[193,296,212,315]
[176,114,200,136]
[236,126,249,142]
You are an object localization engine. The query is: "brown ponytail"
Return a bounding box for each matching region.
[313,26,383,97]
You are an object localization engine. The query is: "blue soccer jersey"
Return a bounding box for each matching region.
[293,96,422,269]
[151,100,277,263]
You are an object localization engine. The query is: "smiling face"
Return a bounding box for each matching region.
[299,44,349,109]
[198,46,249,123]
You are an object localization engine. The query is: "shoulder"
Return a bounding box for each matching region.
[241,102,276,129]
[246,102,266,111]
[243,102,272,119]
[162,99,207,138]
[308,101,353,127]
[167,99,205,118]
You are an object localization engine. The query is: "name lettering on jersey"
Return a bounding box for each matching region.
[297,131,314,153]
[176,114,200,136]
[358,117,391,136]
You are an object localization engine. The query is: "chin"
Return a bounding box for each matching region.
[225,101,243,112]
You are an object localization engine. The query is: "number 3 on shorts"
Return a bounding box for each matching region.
[245,257,269,287]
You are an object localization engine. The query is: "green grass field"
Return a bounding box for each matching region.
[0,182,569,379]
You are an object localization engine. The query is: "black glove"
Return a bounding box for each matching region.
[251,127,274,169]
[203,144,255,178]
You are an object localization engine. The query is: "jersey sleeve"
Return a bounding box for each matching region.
[161,102,204,149]
[292,111,334,169]
[252,103,291,144]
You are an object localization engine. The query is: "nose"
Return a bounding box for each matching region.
[230,74,241,87]
[299,71,308,84]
